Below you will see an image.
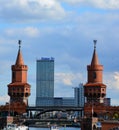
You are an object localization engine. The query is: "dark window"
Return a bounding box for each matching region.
[93,72,96,79]
[12,72,15,79]
[21,93,24,96]
[25,93,29,97]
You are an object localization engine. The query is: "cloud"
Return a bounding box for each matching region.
[4,27,40,38]
[0,0,119,106]
[111,99,119,106]
[103,72,119,105]
[0,95,10,105]
[60,0,119,9]
[0,0,66,23]
[55,73,73,86]
[91,0,119,9]
[104,72,119,90]
[112,72,119,89]
[55,72,83,86]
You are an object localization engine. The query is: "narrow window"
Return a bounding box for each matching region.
[93,72,96,79]
[12,72,15,79]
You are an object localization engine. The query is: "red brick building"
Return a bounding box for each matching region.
[84,40,107,118]
[0,40,30,115]
[83,40,119,130]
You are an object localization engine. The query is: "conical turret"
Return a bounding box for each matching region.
[15,40,24,65]
[84,40,106,105]
[87,40,103,83]
[8,40,30,105]
[91,40,99,66]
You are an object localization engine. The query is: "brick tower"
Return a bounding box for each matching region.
[8,40,30,106]
[84,40,106,117]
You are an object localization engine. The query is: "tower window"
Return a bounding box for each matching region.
[12,72,16,79]
[93,72,96,79]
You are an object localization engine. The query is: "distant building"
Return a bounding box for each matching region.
[62,97,75,106]
[74,83,84,107]
[104,98,111,106]
[36,57,54,106]
[53,97,75,106]
[35,57,85,107]
[54,98,63,106]
[36,97,54,106]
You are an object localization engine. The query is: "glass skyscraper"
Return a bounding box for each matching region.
[74,83,84,107]
[36,57,54,106]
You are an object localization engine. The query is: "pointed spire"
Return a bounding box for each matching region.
[91,40,99,65]
[15,40,24,65]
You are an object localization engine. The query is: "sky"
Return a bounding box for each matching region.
[0,0,119,106]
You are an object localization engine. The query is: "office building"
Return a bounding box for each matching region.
[36,57,54,106]
[62,97,75,106]
[74,83,84,107]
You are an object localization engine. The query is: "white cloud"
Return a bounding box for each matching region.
[0,0,119,106]
[111,99,119,106]
[113,72,119,89]
[0,0,66,23]
[55,72,83,86]
[4,27,40,38]
[60,0,119,9]
[104,72,119,90]
[103,72,119,105]
[23,27,40,37]
[0,95,10,105]
[93,0,119,9]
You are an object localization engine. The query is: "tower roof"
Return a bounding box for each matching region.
[15,40,24,65]
[91,40,99,66]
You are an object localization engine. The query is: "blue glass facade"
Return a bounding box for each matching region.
[36,57,84,107]
[74,83,84,107]
[36,57,54,106]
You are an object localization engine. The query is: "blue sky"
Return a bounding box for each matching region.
[0,0,119,106]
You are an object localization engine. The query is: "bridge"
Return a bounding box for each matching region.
[27,106,84,116]
[27,106,83,111]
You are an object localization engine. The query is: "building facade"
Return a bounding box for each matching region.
[84,40,107,117]
[62,97,75,106]
[81,41,119,130]
[104,98,111,106]
[36,57,54,106]
[8,40,31,106]
[0,40,31,115]
[74,83,84,107]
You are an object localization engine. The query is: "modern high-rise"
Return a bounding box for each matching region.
[36,57,54,106]
[74,83,84,107]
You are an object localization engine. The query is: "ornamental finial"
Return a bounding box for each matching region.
[18,40,21,49]
[93,40,97,49]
